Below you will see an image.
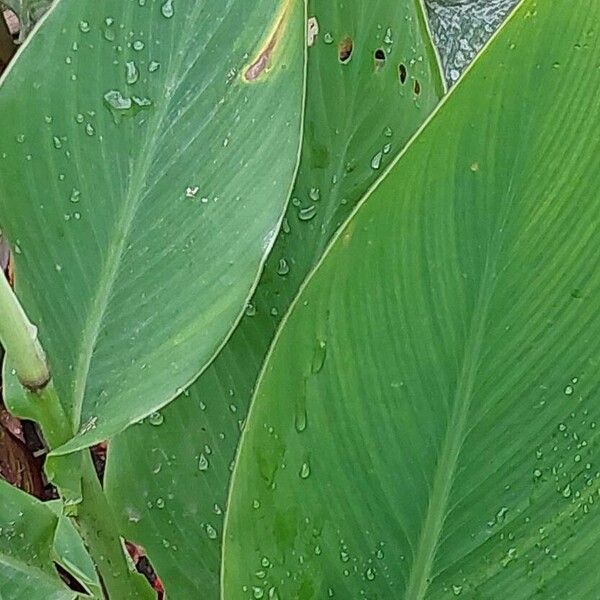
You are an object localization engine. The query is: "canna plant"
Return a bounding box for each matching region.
[0,1,599,599]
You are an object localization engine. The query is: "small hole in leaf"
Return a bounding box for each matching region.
[398,63,407,84]
[338,37,353,64]
[374,48,386,69]
[413,79,421,95]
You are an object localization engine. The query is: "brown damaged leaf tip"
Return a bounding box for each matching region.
[244,0,294,82]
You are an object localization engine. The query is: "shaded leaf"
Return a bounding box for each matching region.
[0,478,75,599]
[48,500,102,597]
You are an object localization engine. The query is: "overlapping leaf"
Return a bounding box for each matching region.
[105,0,444,597]
[223,2,600,598]
[0,479,76,600]
[0,0,305,452]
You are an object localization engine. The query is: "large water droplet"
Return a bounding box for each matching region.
[198,453,209,471]
[299,461,311,479]
[148,412,164,426]
[311,340,327,374]
[277,258,290,276]
[126,61,139,85]
[161,0,175,18]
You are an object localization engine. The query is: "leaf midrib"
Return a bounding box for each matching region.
[403,256,496,600]
[70,1,214,431]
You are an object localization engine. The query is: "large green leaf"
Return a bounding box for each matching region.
[105,0,444,597]
[0,479,76,599]
[0,0,305,452]
[223,2,600,598]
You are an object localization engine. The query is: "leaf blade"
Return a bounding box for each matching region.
[223,2,600,598]
[0,0,305,449]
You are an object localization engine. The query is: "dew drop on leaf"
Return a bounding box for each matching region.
[298,205,317,221]
[126,61,139,85]
[148,412,164,426]
[198,453,209,471]
[299,461,311,479]
[277,258,290,276]
[161,0,175,19]
[371,151,383,170]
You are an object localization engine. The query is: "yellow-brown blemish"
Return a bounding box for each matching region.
[243,0,296,82]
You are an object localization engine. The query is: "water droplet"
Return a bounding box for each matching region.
[148,60,161,72]
[103,18,115,41]
[156,497,165,509]
[311,340,327,374]
[52,136,63,149]
[323,32,334,44]
[371,151,383,170]
[79,20,91,33]
[133,40,145,51]
[298,205,317,221]
[104,90,133,111]
[126,61,139,85]
[294,402,307,433]
[252,587,264,599]
[198,453,209,471]
[383,27,393,44]
[299,461,311,479]
[245,303,257,317]
[383,126,393,137]
[277,258,290,276]
[365,567,376,581]
[562,483,572,498]
[148,412,164,426]
[85,123,95,136]
[452,584,463,596]
[309,187,320,201]
[70,189,81,203]
[564,385,574,395]
[205,524,217,539]
[161,0,175,18]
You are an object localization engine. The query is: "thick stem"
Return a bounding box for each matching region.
[75,452,153,600]
[0,271,50,390]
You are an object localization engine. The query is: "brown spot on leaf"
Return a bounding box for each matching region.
[244,0,295,82]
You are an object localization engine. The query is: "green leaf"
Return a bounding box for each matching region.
[223,2,600,598]
[0,479,76,599]
[47,500,102,597]
[106,1,443,597]
[0,0,305,452]
[0,560,79,600]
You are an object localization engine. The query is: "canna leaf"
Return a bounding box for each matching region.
[223,1,600,598]
[0,0,305,452]
[0,478,77,599]
[105,0,444,597]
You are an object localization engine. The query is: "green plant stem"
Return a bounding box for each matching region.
[75,451,153,600]
[0,271,50,390]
